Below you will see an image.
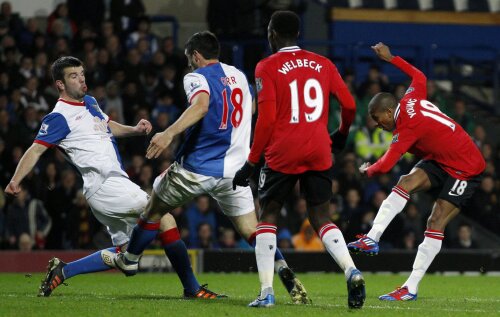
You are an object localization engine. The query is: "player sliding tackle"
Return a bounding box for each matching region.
[115,31,310,305]
[5,56,223,299]
[348,43,486,301]
[233,11,365,309]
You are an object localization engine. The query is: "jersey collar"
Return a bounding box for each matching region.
[278,46,301,52]
[394,103,401,121]
[58,98,85,106]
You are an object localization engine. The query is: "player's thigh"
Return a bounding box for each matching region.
[210,177,255,218]
[258,164,298,218]
[300,167,333,206]
[153,161,208,208]
[401,160,440,193]
[436,173,482,210]
[87,176,148,246]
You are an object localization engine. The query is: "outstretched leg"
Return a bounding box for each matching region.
[380,199,459,301]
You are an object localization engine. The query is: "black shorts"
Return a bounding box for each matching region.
[415,160,483,208]
[258,164,333,208]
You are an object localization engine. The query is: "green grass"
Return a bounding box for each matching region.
[0,272,498,316]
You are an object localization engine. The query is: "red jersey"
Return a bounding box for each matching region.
[248,46,356,174]
[367,57,485,180]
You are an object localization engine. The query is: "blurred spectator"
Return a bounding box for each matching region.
[292,219,325,251]
[358,65,389,99]
[426,80,450,115]
[277,228,294,250]
[193,222,219,249]
[67,0,105,30]
[402,230,417,250]
[110,0,145,34]
[400,202,423,241]
[18,232,33,251]
[472,125,487,149]
[0,1,23,37]
[20,77,48,112]
[45,169,79,249]
[464,175,499,233]
[68,191,99,249]
[126,16,158,53]
[219,227,237,248]
[449,223,478,249]
[186,196,217,247]
[354,114,392,161]
[46,3,77,40]
[4,183,52,250]
[451,99,475,134]
[152,93,180,125]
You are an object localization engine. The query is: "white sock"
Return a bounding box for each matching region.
[403,230,443,294]
[255,223,277,291]
[367,186,409,242]
[124,252,140,262]
[319,223,356,279]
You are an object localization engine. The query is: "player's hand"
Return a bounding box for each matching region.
[135,119,153,135]
[330,129,348,155]
[146,131,173,159]
[4,181,20,197]
[359,162,371,174]
[371,42,393,62]
[232,161,256,190]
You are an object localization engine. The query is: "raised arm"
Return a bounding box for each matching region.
[5,143,48,196]
[372,42,427,99]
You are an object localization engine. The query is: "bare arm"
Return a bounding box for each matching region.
[146,92,210,159]
[5,143,48,196]
[108,119,152,138]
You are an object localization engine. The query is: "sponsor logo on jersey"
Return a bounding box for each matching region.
[256,77,263,93]
[405,87,414,95]
[189,79,201,92]
[391,133,399,144]
[38,123,49,135]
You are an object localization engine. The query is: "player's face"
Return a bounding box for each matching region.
[370,108,395,132]
[267,23,277,54]
[60,66,87,100]
[185,49,198,71]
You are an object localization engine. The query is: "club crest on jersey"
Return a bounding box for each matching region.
[38,123,49,135]
[392,133,399,144]
[405,87,414,95]
[255,77,263,92]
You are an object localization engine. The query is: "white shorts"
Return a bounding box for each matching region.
[153,162,254,217]
[87,176,148,246]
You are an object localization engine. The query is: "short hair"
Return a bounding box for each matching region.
[270,10,300,40]
[185,31,219,60]
[368,92,397,113]
[50,56,83,83]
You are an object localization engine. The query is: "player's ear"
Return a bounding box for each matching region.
[55,80,65,91]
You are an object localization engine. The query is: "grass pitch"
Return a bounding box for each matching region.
[0,272,498,317]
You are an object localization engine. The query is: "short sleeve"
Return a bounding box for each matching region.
[255,61,275,103]
[183,72,210,104]
[34,113,70,147]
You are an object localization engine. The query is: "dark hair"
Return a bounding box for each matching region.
[270,10,300,40]
[184,31,219,60]
[50,56,83,83]
[368,92,397,112]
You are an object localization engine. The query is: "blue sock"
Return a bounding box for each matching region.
[248,234,285,262]
[126,220,160,257]
[62,247,116,279]
[160,228,200,294]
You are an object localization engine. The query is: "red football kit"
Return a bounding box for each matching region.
[367,56,485,180]
[248,46,356,174]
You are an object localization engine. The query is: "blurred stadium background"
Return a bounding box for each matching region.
[0,0,499,274]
